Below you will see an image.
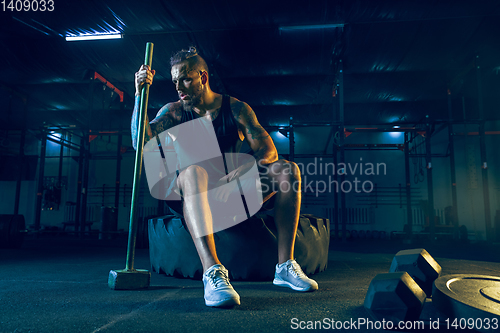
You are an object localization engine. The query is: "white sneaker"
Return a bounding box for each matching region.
[273,259,318,292]
[202,264,240,307]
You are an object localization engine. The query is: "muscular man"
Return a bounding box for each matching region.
[132,47,318,307]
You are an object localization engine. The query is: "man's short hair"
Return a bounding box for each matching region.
[170,46,209,74]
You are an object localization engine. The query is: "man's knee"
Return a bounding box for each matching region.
[271,160,301,181]
[177,165,209,188]
[262,160,301,195]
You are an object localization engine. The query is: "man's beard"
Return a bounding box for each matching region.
[181,86,203,111]
[182,94,202,112]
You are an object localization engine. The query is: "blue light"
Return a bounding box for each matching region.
[272,131,288,140]
[279,24,344,31]
[65,33,122,41]
[273,100,292,106]
[277,131,287,138]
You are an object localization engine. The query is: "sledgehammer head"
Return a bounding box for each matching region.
[108,269,151,290]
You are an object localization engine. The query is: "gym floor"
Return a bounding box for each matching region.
[1,235,499,333]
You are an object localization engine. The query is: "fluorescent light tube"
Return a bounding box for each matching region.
[279,24,344,31]
[65,34,122,41]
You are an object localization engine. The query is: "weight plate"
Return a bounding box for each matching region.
[433,274,500,332]
[481,287,500,304]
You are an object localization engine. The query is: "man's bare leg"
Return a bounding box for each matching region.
[261,160,318,292]
[177,165,220,272]
[177,164,240,307]
[261,160,301,264]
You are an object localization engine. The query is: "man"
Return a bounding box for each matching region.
[132,46,318,308]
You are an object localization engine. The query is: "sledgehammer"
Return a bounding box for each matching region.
[108,42,154,290]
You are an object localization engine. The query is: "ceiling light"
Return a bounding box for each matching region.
[279,24,344,31]
[65,33,122,42]
[389,132,402,138]
[278,129,289,138]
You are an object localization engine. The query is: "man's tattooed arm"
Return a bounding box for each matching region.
[232,100,278,165]
[131,96,175,150]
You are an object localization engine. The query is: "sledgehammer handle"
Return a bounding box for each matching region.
[126,42,154,271]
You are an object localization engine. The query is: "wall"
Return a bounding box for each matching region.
[1,121,498,241]
[289,122,499,241]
